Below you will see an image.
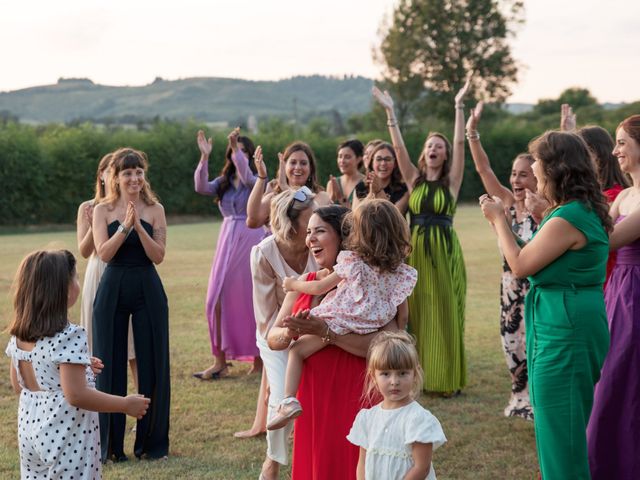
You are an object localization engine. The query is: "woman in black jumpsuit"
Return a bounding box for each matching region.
[92,147,169,462]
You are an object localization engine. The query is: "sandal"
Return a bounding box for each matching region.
[266,397,302,431]
[192,364,230,381]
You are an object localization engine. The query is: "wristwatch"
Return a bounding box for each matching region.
[117,224,130,235]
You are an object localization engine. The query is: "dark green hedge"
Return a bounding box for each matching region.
[0,120,544,225]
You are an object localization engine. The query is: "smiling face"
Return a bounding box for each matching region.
[374,369,415,409]
[372,147,396,182]
[613,127,640,174]
[286,150,311,187]
[306,213,341,269]
[510,156,537,201]
[337,147,360,175]
[117,167,145,195]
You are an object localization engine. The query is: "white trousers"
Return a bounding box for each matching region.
[256,332,292,465]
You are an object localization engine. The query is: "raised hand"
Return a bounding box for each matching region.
[479,194,506,224]
[327,175,341,203]
[254,145,267,178]
[524,188,548,222]
[197,129,213,157]
[455,72,473,107]
[124,201,136,230]
[560,104,577,131]
[228,127,240,151]
[466,101,484,132]
[277,152,289,191]
[124,394,151,419]
[367,171,384,196]
[372,86,395,112]
[84,203,94,225]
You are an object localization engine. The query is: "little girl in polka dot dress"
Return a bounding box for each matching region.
[6,250,150,479]
[267,199,417,431]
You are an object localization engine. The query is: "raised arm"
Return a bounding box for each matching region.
[77,201,96,258]
[480,195,585,278]
[466,102,514,206]
[246,147,272,228]
[560,103,577,132]
[372,87,420,191]
[228,127,257,188]
[449,75,472,199]
[194,130,222,196]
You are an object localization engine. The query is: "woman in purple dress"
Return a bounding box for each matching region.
[193,128,266,380]
[588,114,640,479]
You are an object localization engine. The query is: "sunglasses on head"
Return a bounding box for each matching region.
[292,185,312,202]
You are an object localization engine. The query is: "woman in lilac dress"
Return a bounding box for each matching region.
[588,115,640,479]
[193,128,266,380]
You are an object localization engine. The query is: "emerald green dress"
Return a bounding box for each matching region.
[408,181,467,392]
[525,201,609,479]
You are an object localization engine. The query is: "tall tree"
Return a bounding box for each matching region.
[375,0,523,120]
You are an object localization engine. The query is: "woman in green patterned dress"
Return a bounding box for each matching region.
[372,78,471,395]
[480,131,611,479]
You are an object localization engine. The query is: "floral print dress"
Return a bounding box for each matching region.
[499,207,536,420]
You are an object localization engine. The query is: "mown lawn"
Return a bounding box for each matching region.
[0,205,538,479]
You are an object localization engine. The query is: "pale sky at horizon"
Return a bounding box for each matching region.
[1,0,638,104]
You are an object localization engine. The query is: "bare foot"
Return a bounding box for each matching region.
[233,428,266,439]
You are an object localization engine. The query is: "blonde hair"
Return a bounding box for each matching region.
[270,188,315,243]
[93,153,114,204]
[344,199,412,272]
[364,331,423,404]
[9,250,76,342]
[103,148,159,206]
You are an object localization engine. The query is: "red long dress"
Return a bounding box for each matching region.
[290,273,370,480]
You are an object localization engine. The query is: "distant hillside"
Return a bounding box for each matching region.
[0,75,375,124]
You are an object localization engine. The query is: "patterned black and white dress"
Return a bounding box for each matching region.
[499,207,536,420]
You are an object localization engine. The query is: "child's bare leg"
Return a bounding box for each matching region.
[283,335,326,398]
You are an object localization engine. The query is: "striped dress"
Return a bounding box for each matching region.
[407,181,467,392]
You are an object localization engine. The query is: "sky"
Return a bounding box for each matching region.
[1,0,638,104]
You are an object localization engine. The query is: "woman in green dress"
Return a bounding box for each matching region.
[480,131,611,479]
[372,78,471,394]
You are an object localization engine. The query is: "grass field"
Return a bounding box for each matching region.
[0,205,539,479]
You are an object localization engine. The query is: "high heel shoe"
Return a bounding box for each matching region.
[192,365,229,381]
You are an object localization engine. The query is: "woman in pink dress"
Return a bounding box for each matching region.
[192,128,266,380]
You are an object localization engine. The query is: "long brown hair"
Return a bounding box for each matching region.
[272,141,324,194]
[618,115,640,147]
[93,153,114,204]
[103,148,159,206]
[528,131,612,232]
[367,142,407,198]
[416,132,452,188]
[344,199,412,272]
[578,126,629,191]
[10,250,76,342]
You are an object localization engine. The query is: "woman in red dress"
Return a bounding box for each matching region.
[267,205,400,479]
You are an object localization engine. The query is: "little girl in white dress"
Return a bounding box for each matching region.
[348,331,446,480]
[267,199,417,430]
[6,250,150,479]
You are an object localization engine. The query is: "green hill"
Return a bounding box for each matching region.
[0,75,374,124]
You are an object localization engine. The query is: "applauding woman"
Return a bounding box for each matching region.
[372,78,470,396]
[480,131,610,479]
[92,147,170,462]
[193,128,265,380]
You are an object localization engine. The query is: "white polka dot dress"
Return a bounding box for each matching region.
[6,324,101,479]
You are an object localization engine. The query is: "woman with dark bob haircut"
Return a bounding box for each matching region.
[480,131,611,479]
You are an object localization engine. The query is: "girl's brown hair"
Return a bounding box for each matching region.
[272,141,324,194]
[344,199,412,272]
[528,131,613,232]
[416,132,452,188]
[364,331,424,404]
[10,250,76,342]
[104,148,159,206]
[93,153,114,204]
[578,126,629,191]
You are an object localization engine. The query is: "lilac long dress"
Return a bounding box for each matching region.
[194,150,266,360]
[587,215,640,479]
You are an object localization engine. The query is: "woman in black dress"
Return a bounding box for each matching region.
[92,147,170,462]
